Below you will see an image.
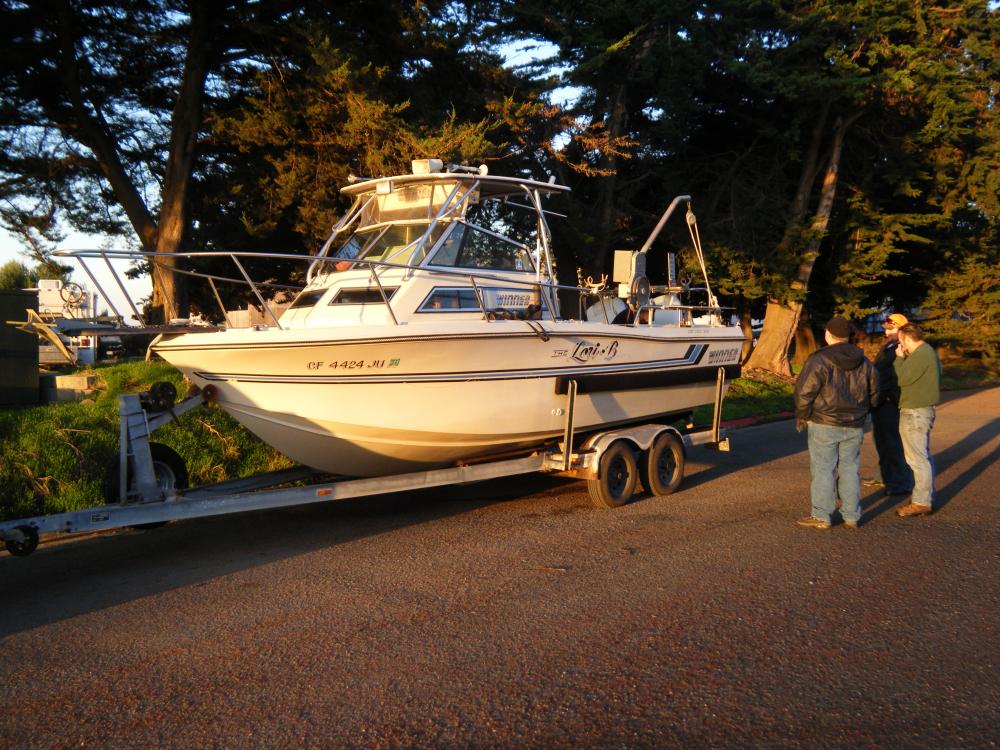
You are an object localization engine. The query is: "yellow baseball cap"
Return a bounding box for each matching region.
[884,313,909,328]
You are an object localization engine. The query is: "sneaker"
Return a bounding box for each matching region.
[897,503,932,517]
[843,519,859,529]
[862,478,885,488]
[796,516,832,529]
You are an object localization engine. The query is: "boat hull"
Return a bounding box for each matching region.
[153,321,744,476]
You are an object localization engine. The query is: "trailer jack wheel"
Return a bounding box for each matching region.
[588,441,638,508]
[5,525,39,557]
[102,442,190,528]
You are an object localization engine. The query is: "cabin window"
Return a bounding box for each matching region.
[289,289,327,309]
[329,287,399,305]
[418,287,543,314]
[465,201,539,248]
[418,288,481,312]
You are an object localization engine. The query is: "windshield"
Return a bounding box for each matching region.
[330,223,446,272]
[430,222,536,272]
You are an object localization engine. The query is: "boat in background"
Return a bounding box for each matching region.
[62,160,744,476]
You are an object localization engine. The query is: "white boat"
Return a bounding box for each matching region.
[93,161,746,476]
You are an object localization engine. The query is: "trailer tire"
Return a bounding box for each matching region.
[588,441,638,508]
[639,432,685,496]
[102,443,189,528]
[5,525,39,557]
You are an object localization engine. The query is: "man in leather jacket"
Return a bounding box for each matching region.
[793,316,881,529]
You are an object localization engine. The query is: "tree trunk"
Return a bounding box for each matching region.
[738,304,754,364]
[744,300,801,376]
[744,110,862,376]
[149,3,212,322]
[792,312,819,367]
[51,3,212,324]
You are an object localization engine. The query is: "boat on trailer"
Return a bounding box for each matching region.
[0,160,745,556]
[71,160,745,477]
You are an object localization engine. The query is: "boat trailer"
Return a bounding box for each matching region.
[0,370,731,558]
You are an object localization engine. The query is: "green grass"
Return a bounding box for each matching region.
[938,361,1000,391]
[691,373,795,426]
[0,361,292,522]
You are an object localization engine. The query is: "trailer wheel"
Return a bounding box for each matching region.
[588,441,638,508]
[5,525,39,557]
[102,442,189,528]
[639,432,685,496]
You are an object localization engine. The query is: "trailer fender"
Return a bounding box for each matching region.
[581,424,685,459]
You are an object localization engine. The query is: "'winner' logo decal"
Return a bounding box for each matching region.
[571,340,620,363]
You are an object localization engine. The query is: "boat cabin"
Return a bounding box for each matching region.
[279,161,568,329]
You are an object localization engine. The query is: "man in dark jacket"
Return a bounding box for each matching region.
[864,313,914,496]
[793,316,880,529]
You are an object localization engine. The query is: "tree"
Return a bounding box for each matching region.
[745,0,1000,374]
[1,2,206,319]
[0,1,342,321]
[0,260,37,290]
[188,3,565,315]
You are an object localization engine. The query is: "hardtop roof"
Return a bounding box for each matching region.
[340,171,571,199]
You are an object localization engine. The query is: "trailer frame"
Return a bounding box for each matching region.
[0,368,731,557]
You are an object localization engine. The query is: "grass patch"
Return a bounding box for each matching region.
[691,373,795,426]
[937,348,1000,390]
[941,367,1000,390]
[0,361,292,523]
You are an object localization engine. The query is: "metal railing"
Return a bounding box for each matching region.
[54,247,729,332]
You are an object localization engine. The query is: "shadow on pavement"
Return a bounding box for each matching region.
[0,472,572,638]
[936,436,1000,513]
[679,419,803,492]
[860,416,1000,522]
[934,417,1000,476]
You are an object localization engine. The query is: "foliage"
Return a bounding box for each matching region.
[0,259,73,289]
[0,361,292,522]
[0,260,37,290]
[208,39,502,249]
[0,1,996,356]
[920,220,1000,366]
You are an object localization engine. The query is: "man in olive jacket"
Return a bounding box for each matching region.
[893,323,942,517]
[793,316,881,529]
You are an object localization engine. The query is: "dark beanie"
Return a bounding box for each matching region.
[825,316,852,340]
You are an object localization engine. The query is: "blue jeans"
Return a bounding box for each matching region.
[899,407,936,507]
[808,423,864,523]
[871,401,913,493]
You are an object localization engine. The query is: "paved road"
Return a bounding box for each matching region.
[1,388,998,749]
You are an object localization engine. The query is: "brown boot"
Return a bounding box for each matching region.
[796,516,832,529]
[897,502,933,517]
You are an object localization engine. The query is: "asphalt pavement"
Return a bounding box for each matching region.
[1,387,998,749]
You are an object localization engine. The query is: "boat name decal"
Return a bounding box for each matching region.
[570,340,619,363]
[493,291,534,308]
[307,358,401,370]
[707,347,741,364]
